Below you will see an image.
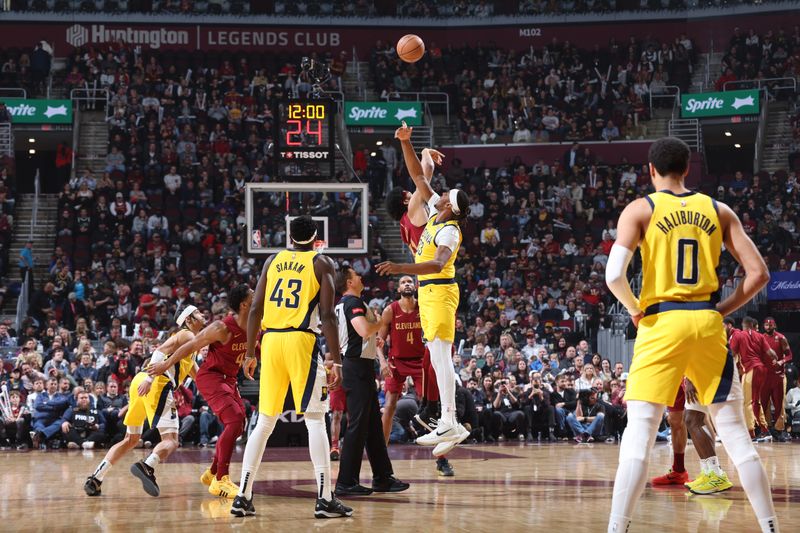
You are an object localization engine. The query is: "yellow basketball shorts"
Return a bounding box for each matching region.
[625,304,742,407]
[123,372,178,434]
[418,281,459,343]
[259,330,328,417]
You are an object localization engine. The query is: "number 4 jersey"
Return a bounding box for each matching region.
[639,191,723,311]
[262,250,321,333]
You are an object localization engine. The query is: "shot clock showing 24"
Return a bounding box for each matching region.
[274,99,335,181]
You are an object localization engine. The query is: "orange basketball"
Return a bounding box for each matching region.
[396,34,425,63]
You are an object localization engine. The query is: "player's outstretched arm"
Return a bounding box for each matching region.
[395,121,434,203]
[407,148,446,226]
[245,255,275,371]
[605,198,648,323]
[376,244,452,276]
[316,255,342,390]
[148,321,227,377]
[716,202,770,316]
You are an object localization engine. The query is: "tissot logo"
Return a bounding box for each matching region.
[66,24,89,48]
[65,24,189,49]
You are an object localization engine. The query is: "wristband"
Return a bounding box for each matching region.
[333,363,343,368]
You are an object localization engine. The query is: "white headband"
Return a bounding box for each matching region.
[292,229,318,245]
[176,305,198,327]
[449,189,461,215]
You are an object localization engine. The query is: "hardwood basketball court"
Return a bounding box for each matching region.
[2,441,797,531]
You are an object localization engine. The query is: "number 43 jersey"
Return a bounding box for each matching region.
[639,191,723,311]
[262,250,321,333]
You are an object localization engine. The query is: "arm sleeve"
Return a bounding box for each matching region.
[426,193,441,217]
[434,225,460,252]
[605,244,641,315]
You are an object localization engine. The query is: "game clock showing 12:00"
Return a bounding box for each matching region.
[274,99,335,180]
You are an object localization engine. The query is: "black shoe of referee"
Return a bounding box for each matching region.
[315,496,353,518]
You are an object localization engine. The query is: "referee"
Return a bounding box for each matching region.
[333,266,410,496]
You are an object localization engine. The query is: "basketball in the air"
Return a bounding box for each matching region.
[397,34,425,63]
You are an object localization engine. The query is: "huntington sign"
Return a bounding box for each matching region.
[680,89,759,118]
[3,99,73,124]
[344,102,423,126]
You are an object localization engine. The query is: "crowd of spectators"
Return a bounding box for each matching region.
[370,33,694,145]
[3,0,791,16]
[715,26,800,95]
[0,23,798,452]
[0,40,53,97]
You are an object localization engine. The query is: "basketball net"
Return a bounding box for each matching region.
[314,239,327,252]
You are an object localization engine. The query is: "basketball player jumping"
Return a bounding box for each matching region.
[148,284,254,499]
[377,125,470,458]
[231,215,351,519]
[386,138,448,422]
[84,305,206,498]
[605,138,778,533]
[379,275,453,476]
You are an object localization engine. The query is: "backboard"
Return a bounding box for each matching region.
[244,182,369,256]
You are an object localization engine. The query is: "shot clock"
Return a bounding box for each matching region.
[274,99,335,181]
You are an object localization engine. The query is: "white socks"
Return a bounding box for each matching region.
[238,413,277,499]
[144,453,160,468]
[607,400,662,533]
[428,338,456,426]
[93,459,111,481]
[700,456,723,476]
[304,412,333,501]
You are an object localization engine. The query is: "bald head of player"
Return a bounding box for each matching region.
[398,275,415,298]
[648,137,691,182]
[290,215,318,251]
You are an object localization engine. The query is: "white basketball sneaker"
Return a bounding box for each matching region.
[416,419,462,447]
[432,424,470,457]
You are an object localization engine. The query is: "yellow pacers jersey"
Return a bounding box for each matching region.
[262,249,320,332]
[639,191,723,310]
[416,215,462,282]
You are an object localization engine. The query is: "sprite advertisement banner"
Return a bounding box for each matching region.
[3,99,73,124]
[344,101,423,126]
[680,89,759,118]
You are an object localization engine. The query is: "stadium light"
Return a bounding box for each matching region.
[724,131,732,137]
[734,143,741,148]
[28,138,35,143]
[376,141,383,146]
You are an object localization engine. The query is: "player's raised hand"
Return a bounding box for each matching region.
[328,365,342,391]
[423,148,446,165]
[394,121,412,141]
[376,261,399,276]
[243,356,257,380]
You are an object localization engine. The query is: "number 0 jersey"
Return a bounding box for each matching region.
[639,191,723,311]
[262,249,320,333]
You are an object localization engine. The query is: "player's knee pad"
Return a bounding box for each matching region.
[709,400,760,467]
[619,401,662,463]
